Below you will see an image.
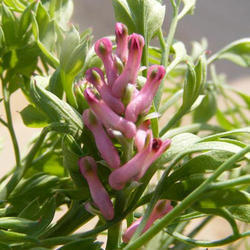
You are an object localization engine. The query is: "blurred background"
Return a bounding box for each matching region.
[0,1,249,248]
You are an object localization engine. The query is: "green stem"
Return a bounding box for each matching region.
[106,191,125,250]
[166,230,250,247]
[208,175,250,190]
[154,0,181,110]
[2,79,21,168]
[125,145,250,249]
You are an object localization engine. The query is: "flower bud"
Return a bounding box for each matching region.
[122,200,173,242]
[84,88,136,138]
[94,38,118,85]
[79,157,114,220]
[125,65,166,122]
[74,81,88,113]
[115,22,129,63]
[85,68,125,114]
[112,34,144,98]
[82,109,120,169]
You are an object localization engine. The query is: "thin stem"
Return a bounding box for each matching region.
[208,175,250,190]
[0,126,49,200]
[0,116,8,127]
[124,145,250,249]
[166,230,250,247]
[2,78,21,168]
[154,0,181,110]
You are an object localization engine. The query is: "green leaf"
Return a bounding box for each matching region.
[208,38,250,67]
[167,151,235,184]
[0,217,38,234]
[196,189,250,208]
[64,40,88,76]
[31,14,59,68]
[59,239,102,250]
[18,199,41,220]
[161,133,200,162]
[216,109,235,130]
[20,105,49,128]
[49,0,74,29]
[228,205,250,223]
[113,0,166,41]
[47,68,63,98]
[60,26,80,69]
[62,135,87,189]
[19,1,37,35]
[193,91,217,123]
[9,173,59,210]
[30,77,83,139]
[112,0,135,34]
[1,3,18,46]
[178,0,196,20]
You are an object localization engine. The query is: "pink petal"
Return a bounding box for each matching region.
[83,109,120,169]
[125,65,166,122]
[79,157,114,220]
[112,34,144,98]
[84,88,136,138]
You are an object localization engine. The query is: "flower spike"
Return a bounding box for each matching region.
[83,109,120,169]
[94,38,117,85]
[85,68,125,114]
[84,88,136,138]
[125,65,166,122]
[115,22,129,63]
[79,157,114,220]
[112,34,144,98]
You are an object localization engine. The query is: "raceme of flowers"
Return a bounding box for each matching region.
[77,23,172,239]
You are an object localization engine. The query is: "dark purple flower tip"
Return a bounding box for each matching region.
[115,22,128,39]
[94,38,113,56]
[128,33,145,51]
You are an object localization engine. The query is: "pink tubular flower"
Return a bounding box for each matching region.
[85,68,125,114]
[84,88,136,138]
[134,120,151,152]
[125,65,166,122]
[122,200,173,243]
[115,22,129,63]
[112,34,145,98]
[83,109,120,169]
[94,38,117,85]
[79,157,114,220]
[109,132,171,190]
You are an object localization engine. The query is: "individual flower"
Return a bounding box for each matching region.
[109,132,171,190]
[115,22,129,63]
[94,38,118,85]
[79,156,114,220]
[123,200,173,243]
[112,34,145,98]
[82,109,120,169]
[84,88,136,138]
[125,65,166,122]
[85,67,124,115]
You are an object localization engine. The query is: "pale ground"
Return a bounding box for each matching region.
[0,77,249,249]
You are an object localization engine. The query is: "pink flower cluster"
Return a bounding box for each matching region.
[78,23,171,227]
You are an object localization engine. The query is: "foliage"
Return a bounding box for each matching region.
[0,0,249,249]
